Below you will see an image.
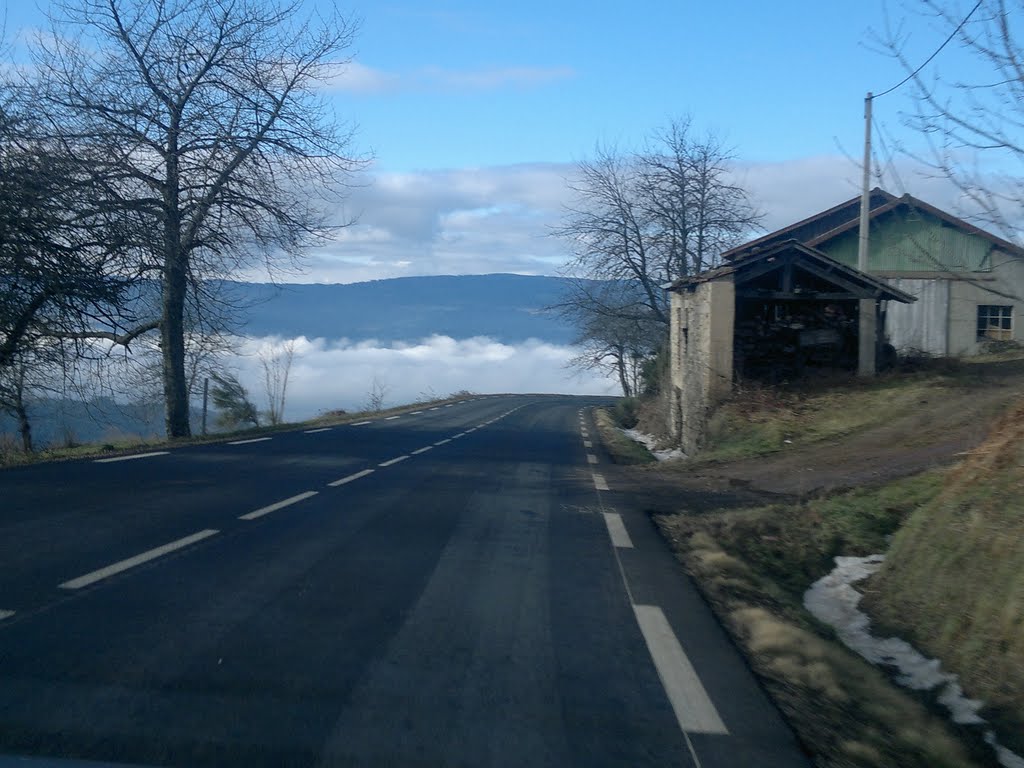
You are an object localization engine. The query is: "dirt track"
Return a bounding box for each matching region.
[609,360,1024,509]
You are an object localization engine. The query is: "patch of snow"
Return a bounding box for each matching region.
[621,428,685,461]
[805,554,1024,768]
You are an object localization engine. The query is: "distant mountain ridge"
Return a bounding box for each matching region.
[222,273,578,344]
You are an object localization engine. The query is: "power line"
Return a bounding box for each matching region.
[875,0,984,98]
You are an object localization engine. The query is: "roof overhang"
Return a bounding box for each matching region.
[669,239,917,303]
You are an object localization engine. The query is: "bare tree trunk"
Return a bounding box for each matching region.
[16,400,32,453]
[162,257,191,439]
[616,347,632,397]
[13,362,32,453]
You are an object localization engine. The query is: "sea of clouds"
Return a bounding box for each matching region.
[232,334,617,420]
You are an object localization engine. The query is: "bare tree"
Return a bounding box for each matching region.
[28,0,364,438]
[259,339,295,425]
[365,375,388,413]
[877,0,1024,243]
[0,95,138,376]
[554,120,760,395]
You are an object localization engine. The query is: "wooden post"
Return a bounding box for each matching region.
[201,376,209,436]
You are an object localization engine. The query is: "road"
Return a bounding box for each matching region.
[0,395,809,767]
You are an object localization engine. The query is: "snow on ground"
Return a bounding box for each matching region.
[805,554,1024,768]
[621,428,685,461]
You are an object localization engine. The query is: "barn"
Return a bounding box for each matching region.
[666,188,1023,452]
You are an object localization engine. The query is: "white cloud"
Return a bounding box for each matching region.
[253,154,972,285]
[325,62,574,94]
[326,61,401,93]
[229,334,617,420]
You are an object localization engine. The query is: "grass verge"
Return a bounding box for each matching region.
[0,393,480,468]
[656,474,987,767]
[593,407,657,465]
[864,397,1024,753]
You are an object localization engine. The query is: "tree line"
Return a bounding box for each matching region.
[0,0,362,447]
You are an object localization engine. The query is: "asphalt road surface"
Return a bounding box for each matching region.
[0,395,810,767]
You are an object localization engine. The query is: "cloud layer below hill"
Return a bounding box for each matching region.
[232,335,617,419]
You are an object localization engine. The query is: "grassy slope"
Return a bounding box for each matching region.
[865,397,1024,751]
[645,358,1024,767]
[657,475,983,768]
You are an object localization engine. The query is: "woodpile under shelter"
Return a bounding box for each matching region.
[667,239,915,453]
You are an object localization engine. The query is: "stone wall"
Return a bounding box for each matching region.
[668,277,735,454]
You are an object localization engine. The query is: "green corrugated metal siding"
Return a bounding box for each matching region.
[820,213,991,272]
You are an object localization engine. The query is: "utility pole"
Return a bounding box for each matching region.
[857,92,877,378]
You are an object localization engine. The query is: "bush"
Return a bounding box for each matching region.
[611,397,639,429]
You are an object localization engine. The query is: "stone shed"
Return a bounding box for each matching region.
[667,239,915,453]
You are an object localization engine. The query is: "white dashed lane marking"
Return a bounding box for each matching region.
[0,610,14,621]
[304,428,331,434]
[94,452,169,464]
[228,437,272,446]
[60,530,219,590]
[451,433,466,440]
[592,473,609,491]
[239,491,318,521]
[351,421,373,426]
[411,446,433,455]
[429,407,440,411]
[603,512,634,549]
[379,455,409,467]
[328,469,374,487]
[384,416,401,421]
[434,439,452,446]
[584,440,593,448]
[633,604,728,735]
[587,454,598,464]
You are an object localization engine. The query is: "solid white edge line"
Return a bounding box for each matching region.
[351,420,373,426]
[60,529,219,590]
[633,604,729,735]
[94,451,170,464]
[379,455,409,467]
[603,512,634,549]
[593,473,610,491]
[411,446,433,455]
[228,437,272,445]
[328,468,375,487]
[433,438,452,446]
[239,490,318,521]
[0,610,14,621]
[304,428,331,434]
[587,454,598,464]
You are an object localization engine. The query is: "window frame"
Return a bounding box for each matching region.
[976,304,1014,342]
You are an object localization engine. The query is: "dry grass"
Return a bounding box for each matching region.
[865,397,1024,753]
[698,377,949,463]
[659,512,983,767]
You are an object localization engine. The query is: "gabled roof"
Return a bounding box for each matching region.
[723,188,1024,261]
[670,239,916,303]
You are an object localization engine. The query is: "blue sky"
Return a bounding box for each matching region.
[334,0,944,171]
[5,0,983,283]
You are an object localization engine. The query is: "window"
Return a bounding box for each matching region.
[977,305,1014,341]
